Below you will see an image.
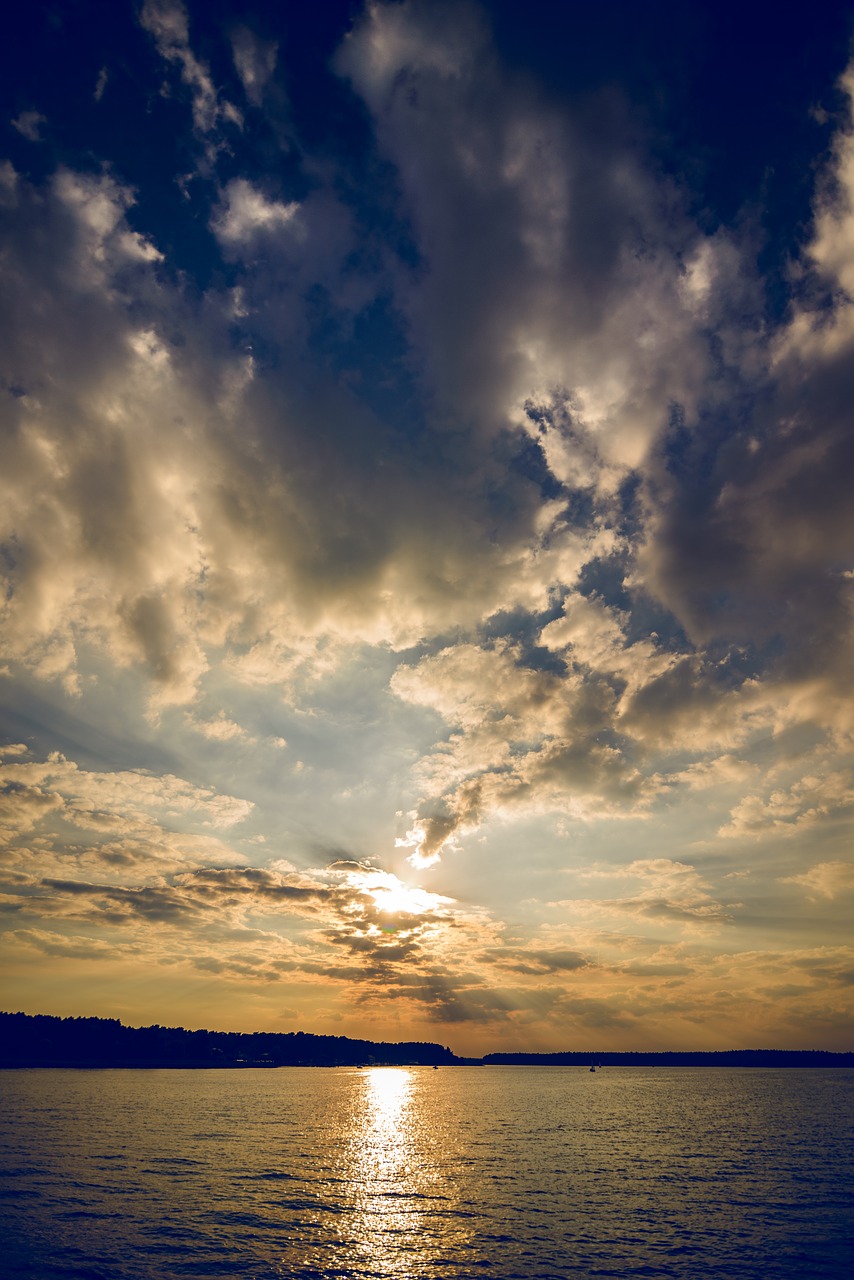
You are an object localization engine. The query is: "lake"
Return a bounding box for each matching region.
[1,1066,851,1278]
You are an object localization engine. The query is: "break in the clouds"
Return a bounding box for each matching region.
[1,0,853,1051]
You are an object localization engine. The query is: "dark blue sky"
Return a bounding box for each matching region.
[4,2,852,285]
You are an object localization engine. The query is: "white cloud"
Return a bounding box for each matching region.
[540,592,673,693]
[0,750,252,832]
[211,178,299,245]
[0,750,252,880]
[391,636,656,864]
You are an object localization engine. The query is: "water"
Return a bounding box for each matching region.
[0,1066,851,1279]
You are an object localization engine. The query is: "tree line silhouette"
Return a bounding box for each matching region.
[0,1012,461,1068]
[2,1012,851,1068]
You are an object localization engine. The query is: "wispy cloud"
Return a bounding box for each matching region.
[140,0,242,138]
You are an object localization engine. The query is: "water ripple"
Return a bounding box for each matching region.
[0,1066,852,1279]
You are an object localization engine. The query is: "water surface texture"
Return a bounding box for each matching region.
[1,1066,851,1279]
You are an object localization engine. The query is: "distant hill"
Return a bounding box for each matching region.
[483,1050,854,1067]
[1,1013,851,1068]
[0,1012,463,1068]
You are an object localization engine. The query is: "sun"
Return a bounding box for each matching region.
[369,881,431,915]
[351,868,452,917]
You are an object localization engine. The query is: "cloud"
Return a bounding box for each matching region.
[666,754,759,791]
[392,634,658,864]
[0,750,252,878]
[485,946,590,976]
[337,0,738,482]
[782,860,854,900]
[539,592,671,690]
[140,0,242,137]
[11,111,46,142]
[1,865,330,933]
[0,140,623,719]
[3,0,854,1047]
[0,167,217,704]
[803,65,854,299]
[618,658,766,752]
[634,60,854,745]
[7,927,140,960]
[326,0,787,863]
[0,778,63,842]
[559,859,735,932]
[720,770,854,840]
[185,711,256,743]
[230,27,278,107]
[0,752,252,828]
[0,853,509,1023]
[210,179,299,246]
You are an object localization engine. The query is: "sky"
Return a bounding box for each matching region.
[2,0,854,1055]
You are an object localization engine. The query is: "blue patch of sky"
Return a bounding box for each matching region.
[661,391,767,512]
[488,0,854,318]
[2,3,218,287]
[0,668,183,777]
[574,551,694,659]
[479,603,568,677]
[13,1,845,429]
[506,434,565,503]
[574,555,630,610]
[0,2,366,293]
[612,472,643,543]
[304,287,425,437]
[704,636,781,687]
[621,591,692,657]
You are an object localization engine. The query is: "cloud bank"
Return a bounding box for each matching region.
[1,0,853,1049]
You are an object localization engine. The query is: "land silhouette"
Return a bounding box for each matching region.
[2,1012,852,1069]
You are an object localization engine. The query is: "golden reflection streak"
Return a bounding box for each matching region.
[365,1066,412,1142]
[339,1068,471,1275]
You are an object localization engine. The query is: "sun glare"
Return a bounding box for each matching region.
[365,1066,412,1129]
[350,869,452,917]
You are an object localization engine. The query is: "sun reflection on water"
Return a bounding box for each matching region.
[339,1067,470,1276]
[365,1067,412,1142]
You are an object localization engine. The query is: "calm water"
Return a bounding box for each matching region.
[0,1066,851,1279]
